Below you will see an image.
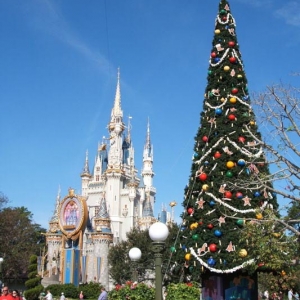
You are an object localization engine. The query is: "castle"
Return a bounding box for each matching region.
[43,70,157,288]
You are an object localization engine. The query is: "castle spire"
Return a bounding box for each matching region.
[81,150,90,176]
[111,68,122,118]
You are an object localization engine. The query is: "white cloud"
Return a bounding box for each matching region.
[274,1,300,27]
[26,0,112,73]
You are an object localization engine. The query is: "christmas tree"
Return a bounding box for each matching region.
[172,0,280,291]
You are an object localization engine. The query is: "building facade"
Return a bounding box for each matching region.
[43,70,157,288]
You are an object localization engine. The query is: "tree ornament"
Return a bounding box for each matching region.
[202,184,209,191]
[187,207,194,215]
[225,171,233,178]
[236,219,245,226]
[239,249,248,258]
[204,160,209,166]
[229,97,237,104]
[207,223,214,229]
[214,151,221,159]
[211,52,217,58]
[209,200,216,207]
[237,74,243,80]
[215,29,221,34]
[220,97,226,102]
[228,41,235,47]
[214,57,220,63]
[207,257,216,266]
[237,159,246,166]
[229,56,236,63]
[224,191,232,198]
[228,114,235,121]
[192,234,199,240]
[214,230,222,237]
[236,192,243,199]
[215,108,222,115]
[238,136,246,143]
[222,16,227,21]
[199,173,208,181]
[198,219,203,226]
[231,87,238,94]
[272,232,281,238]
[209,243,218,252]
[224,65,230,71]
[202,135,209,142]
[250,120,255,126]
[220,9,226,15]
[243,95,250,101]
[185,253,191,260]
[226,161,235,168]
[256,212,263,220]
[170,246,176,252]
[208,70,212,75]
[190,222,198,230]
[254,191,261,197]
[193,152,199,159]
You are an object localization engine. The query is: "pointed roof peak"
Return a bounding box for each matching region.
[111,68,122,117]
[81,150,90,176]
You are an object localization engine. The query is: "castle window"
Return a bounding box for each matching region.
[96,175,100,181]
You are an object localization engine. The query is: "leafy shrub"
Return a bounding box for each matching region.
[25,278,42,289]
[78,282,103,299]
[46,283,78,298]
[165,282,200,300]
[108,281,155,300]
[24,285,44,300]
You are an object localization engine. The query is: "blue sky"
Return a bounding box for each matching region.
[0,0,299,229]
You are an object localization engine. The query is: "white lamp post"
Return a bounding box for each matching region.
[149,222,169,300]
[129,247,142,282]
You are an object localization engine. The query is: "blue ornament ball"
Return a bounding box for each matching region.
[207,257,216,266]
[214,57,220,63]
[245,168,250,175]
[243,95,250,101]
[193,152,199,159]
[204,161,209,166]
[182,245,187,250]
[214,230,222,237]
[209,200,216,207]
[237,159,246,166]
[254,191,261,197]
[215,108,222,116]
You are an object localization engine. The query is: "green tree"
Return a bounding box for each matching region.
[0,206,46,280]
[172,0,280,283]
[108,224,179,284]
[24,255,43,300]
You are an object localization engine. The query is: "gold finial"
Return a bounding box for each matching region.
[68,188,75,198]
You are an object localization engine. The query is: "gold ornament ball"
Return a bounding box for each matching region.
[190,222,198,230]
[256,213,263,220]
[224,66,230,71]
[250,120,255,125]
[226,161,235,168]
[185,253,191,261]
[229,97,237,104]
[215,29,221,34]
[220,97,226,102]
[239,249,248,258]
[237,74,243,79]
[202,184,209,191]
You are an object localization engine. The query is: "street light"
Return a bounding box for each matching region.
[129,247,142,282]
[0,257,4,288]
[149,222,169,300]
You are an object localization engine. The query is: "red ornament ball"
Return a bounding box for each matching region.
[228,114,236,121]
[231,88,238,94]
[207,223,214,229]
[228,41,235,47]
[229,57,236,63]
[224,191,232,198]
[209,243,218,252]
[214,151,221,159]
[211,52,217,58]
[202,136,209,142]
[187,208,193,215]
[238,136,246,143]
[199,173,208,181]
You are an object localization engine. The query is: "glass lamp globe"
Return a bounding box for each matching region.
[0,258,3,263]
[129,247,142,261]
[149,222,169,242]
